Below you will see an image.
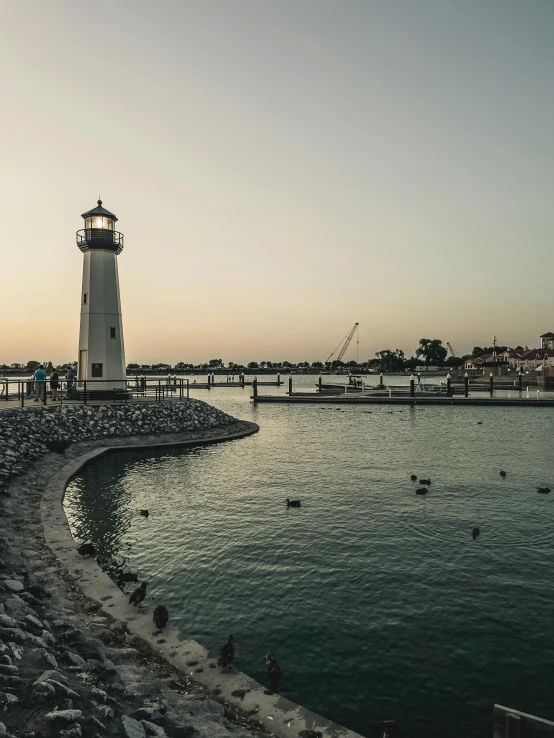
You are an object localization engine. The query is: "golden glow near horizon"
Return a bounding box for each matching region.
[1,1,553,365]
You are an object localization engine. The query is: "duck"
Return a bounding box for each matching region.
[472,527,480,539]
[415,488,428,495]
[117,571,138,584]
[139,509,149,518]
[500,470,506,478]
[537,487,551,494]
[419,479,431,486]
[265,653,282,691]
[410,474,417,482]
[77,543,96,558]
[153,604,169,630]
[129,582,147,606]
[218,635,235,671]
[286,499,301,508]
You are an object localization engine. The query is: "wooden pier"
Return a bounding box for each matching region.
[251,393,554,408]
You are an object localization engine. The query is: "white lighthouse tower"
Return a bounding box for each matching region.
[76,200,126,394]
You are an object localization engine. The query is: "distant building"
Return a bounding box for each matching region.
[540,332,554,350]
[465,331,554,372]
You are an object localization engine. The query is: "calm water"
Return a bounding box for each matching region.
[65,376,554,737]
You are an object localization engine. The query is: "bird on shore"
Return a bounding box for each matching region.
[410,474,417,481]
[537,487,551,494]
[500,470,506,478]
[129,582,147,606]
[153,604,169,631]
[472,527,480,540]
[265,654,282,692]
[77,543,96,558]
[285,499,301,508]
[415,488,428,495]
[218,635,235,671]
[139,509,149,518]
[419,479,431,486]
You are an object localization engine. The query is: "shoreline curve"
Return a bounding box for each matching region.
[40,421,365,738]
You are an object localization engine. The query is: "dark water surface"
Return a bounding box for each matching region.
[64,377,554,737]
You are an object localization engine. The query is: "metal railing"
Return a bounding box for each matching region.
[76,228,124,254]
[0,376,191,408]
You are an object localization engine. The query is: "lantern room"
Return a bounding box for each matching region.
[76,200,123,253]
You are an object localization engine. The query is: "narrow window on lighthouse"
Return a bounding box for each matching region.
[110,327,116,339]
[83,293,88,304]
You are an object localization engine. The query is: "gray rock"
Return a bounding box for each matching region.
[0,614,16,629]
[0,664,18,676]
[28,647,58,670]
[141,720,166,736]
[96,704,115,720]
[44,709,83,721]
[25,614,44,630]
[35,669,69,685]
[2,580,23,592]
[62,650,86,667]
[0,721,6,736]
[90,686,108,703]
[122,715,146,738]
[0,692,19,708]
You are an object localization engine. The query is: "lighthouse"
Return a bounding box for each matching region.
[76,200,126,393]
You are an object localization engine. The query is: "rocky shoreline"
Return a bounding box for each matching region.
[0,402,272,738]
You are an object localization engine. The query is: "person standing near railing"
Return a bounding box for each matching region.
[26,376,34,399]
[50,368,59,401]
[65,367,75,397]
[34,365,46,402]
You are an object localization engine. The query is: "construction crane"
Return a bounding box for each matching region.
[447,342,457,358]
[325,323,359,364]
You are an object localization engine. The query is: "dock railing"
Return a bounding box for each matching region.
[493,704,554,737]
[0,376,192,408]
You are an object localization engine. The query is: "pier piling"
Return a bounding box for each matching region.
[253,377,258,398]
[464,373,469,398]
[490,372,494,396]
[288,375,293,395]
[447,373,452,396]
[410,376,415,397]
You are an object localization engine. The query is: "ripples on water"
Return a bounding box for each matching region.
[64,376,554,737]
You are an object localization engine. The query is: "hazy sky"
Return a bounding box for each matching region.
[1,0,553,365]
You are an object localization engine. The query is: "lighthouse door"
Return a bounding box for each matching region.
[78,350,88,381]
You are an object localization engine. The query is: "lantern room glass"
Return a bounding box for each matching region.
[90,216,114,230]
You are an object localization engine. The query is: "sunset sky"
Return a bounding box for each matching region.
[1,0,553,365]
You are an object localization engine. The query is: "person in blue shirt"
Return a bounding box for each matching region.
[34,365,46,402]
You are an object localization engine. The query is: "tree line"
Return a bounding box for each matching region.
[3,338,505,375]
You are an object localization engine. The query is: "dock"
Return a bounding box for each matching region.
[251,393,554,407]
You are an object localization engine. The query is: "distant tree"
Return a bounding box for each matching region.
[346,360,359,367]
[515,345,524,351]
[330,360,345,369]
[472,346,484,357]
[127,363,140,371]
[208,359,223,368]
[26,360,41,372]
[282,361,294,369]
[10,363,23,370]
[312,361,323,368]
[265,361,274,369]
[415,339,447,366]
[375,349,405,372]
[247,361,259,369]
[446,356,464,367]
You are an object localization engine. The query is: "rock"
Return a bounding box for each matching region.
[2,580,23,593]
[0,614,16,629]
[0,721,6,736]
[90,686,108,703]
[61,651,86,668]
[59,726,82,737]
[0,692,19,708]
[134,707,164,723]
[45,679,80,698]
[35,669,69,685]
[95,704,115,720]
[141,720,166,736]
[122,715,147,738]
[33,681,56,696]
[44,709,83,722]
[0,664,18,676]
[28,647,58,670]
[24,614,44,631]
